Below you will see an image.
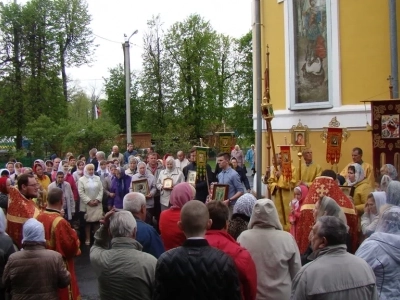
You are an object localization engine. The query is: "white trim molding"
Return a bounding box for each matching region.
[285,0,341,110]
[253,104,372,131]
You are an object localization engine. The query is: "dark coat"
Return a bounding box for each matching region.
[153,239,241,300]
[182,163,214,202]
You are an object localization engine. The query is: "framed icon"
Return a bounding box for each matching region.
[212,184,229,201]
[163,178,173,190]
[187,170,197,184]
[132,179,149,196]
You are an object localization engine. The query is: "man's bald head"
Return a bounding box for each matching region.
[179,201,211,238]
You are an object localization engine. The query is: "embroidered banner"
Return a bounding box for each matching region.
[195,147,208,182]
[280,145,292,180]
[326,127,342,164]
[218,133,234,153]
[371,100,400,177]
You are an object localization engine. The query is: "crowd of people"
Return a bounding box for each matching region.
[0,143,399,299]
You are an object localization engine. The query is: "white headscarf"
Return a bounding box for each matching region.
[346,163,365,186]
[22,218,46,244]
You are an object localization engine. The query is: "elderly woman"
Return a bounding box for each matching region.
[345,163,373,215]
[73,160,85,183]
[361,192,387,237]
[157,156,184,211]
[131,162,157,224]
[108,167,131,210]
[159,182,194,250]
[78,164,103,245]
[356,205,400,299]
[380,163,398,180]
[228,193,257,240]
[386,180,400,206]
[59,160,79,202]
[125,156,139,177]
[237,199,301,300]
[301,196,350,265]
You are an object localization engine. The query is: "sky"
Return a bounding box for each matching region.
[65,0,253,95]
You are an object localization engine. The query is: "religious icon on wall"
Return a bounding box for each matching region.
[381,114,399,139]
[294,131,306,146]
[293,0,328,103]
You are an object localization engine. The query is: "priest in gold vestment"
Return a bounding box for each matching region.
[298,148,322,188]
[264,154,297,231]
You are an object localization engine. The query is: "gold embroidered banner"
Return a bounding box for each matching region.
[218,133,233,153]
[326,127,342,164]
[280,145,292,180]
[195,146,208,182]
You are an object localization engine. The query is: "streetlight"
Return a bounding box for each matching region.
[123,30,138,144]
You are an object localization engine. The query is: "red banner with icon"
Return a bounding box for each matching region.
[326,127,343,164]
[280,145,292,180]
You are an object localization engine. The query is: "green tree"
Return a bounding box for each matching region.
[51,0,97,102]
[103,64,139,133]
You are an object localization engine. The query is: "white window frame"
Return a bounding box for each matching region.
[284,0,341,110]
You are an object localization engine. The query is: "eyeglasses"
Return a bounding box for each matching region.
[26,183,39,187]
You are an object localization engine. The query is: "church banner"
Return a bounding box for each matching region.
[371,100,400,177]
[218,133,234,153]
[280,145,292,180]
[195,146,208,182]
[326,127,342,164]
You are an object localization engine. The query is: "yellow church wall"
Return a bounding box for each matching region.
[340,0,391,104]
[260,0,286,110]
[260,129,373,179]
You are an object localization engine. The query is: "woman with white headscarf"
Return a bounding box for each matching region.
[386,180,400,206]
[0,208,15,300]
[228,193,257,240]
[156,156,184,211]
[78,164,103,245]
[361,192,387,237]
[237,199,301,300]
[345,163,373,215]
[356,205,400,299]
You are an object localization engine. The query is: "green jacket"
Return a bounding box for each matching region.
[90,226,157,300]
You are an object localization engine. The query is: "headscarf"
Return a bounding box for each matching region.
[170,182,193,209]
[0,208,6,234]
[165,156,176,173]
[84,163,95,179]
[0,169,10,194]
[346,163,365,186]
[137,161,147,175]
[248,198,283,230]
[383,164,398,180]
[22,218,46,244]
[116,167,127,196]
[375,205,400,235]
[381,175,393,192]
[386,181,400,206]
[233,193,257,217]
[317,196,348,225]
[294,184,309,205]
[370,191,387,215]
[14,162,23,176]
[33,161,46,175]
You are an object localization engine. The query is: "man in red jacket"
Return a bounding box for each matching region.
[205,201,257,300]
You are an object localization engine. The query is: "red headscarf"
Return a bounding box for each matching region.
[0,169,10,194]
[170,182,194,209]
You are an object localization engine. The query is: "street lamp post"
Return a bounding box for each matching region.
[123,30,138,144]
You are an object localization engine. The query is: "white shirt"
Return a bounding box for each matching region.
[174,158,190,171]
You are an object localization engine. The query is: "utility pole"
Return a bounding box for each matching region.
[122,30,138,144]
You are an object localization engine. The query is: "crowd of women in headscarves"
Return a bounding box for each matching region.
[3,152,400,299]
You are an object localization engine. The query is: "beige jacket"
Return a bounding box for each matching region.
[78,175,103,212]
[237,199,301,300]
[291,245,377,300]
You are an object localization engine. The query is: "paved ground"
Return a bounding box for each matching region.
[74,170,255,299]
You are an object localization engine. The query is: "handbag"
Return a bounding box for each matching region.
[84,203,103,222]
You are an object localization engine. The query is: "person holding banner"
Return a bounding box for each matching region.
[266,152,297,231]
